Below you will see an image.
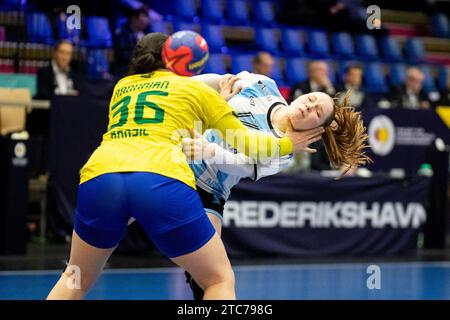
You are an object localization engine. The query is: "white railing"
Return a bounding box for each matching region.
[0,99,50,109]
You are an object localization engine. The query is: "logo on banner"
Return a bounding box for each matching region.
[12,142,28,167]
[14,142,26,158]
[223,201,427,229]
[368,115,395,156]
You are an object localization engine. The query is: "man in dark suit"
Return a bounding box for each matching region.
[35,40,79,100]
[387,67,432,110]
[289,60,336,102]
[252,51,274,77]
[335,64,365,109]
[29,40,79,178]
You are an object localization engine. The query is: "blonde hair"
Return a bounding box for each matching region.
[321,91,372,178]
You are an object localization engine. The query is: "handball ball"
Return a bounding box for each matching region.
[162,30,209,76]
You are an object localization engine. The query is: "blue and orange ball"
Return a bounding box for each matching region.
[162,30,209,76]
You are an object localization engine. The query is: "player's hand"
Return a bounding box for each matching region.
[284,126,325,155]
[182,129,216,161]
[219,74,241,101]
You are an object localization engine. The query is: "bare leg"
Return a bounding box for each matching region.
[207,213,222,236]
[184,213,224,299]
[172,232,235,300]
[47,231,115,300]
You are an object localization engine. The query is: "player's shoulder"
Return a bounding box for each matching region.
[184,76,222,97]
[236,71,274,83]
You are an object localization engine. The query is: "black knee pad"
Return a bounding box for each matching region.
[184,271,205,300]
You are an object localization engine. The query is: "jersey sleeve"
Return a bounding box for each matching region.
[211,113,293,158]
[255,154,293,181]
[199,82,238,127]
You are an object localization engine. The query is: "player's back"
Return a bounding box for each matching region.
[80,70,230,188]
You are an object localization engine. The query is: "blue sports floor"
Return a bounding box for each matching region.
[1,262,450,300]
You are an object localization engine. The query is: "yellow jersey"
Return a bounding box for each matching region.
[79,70,236,188]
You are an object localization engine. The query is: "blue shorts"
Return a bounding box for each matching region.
[74,172,215,258]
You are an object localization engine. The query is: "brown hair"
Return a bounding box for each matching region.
[128,32,168,75]
[321,90,372,178]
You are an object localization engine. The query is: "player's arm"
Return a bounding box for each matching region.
[182,130,292,179]
[193,73,241,101]
[254,155,293,181]
[212,113,325,159]
[208,144,255,178]
[200,83,324,160]
[182,130,255,178]
[213,147,293,180]
[192,73,224,92]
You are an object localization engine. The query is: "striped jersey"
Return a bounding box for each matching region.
[190,71,293,202]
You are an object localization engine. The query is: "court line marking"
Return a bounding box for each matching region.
[1,261,450,276]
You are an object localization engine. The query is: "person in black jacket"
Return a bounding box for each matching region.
[335,64,365,109]
[29,40,79,178]
[35,40,79,100]
[289,60,336,102]
[113,8,151,76]
[387,67,432,110]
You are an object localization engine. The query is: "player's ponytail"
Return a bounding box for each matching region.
[321,90,372,178]
[128,32,169,75]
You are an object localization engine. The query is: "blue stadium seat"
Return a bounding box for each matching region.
[87,49,109,80]
[281,28,304,56]
[172,21,198,32]
[325,60,337,84]
[331,32,355,58]
[252,0,275,26]
[307,30,330,58]
[57,16,81,43]
[381,36,402,62]
[202,0,224,22]
[26,13,53,44]
[1,0,21,9]
[432,14,450,38]
[174,0,197,21]
[115,16,128,32]
[201,24,226,53]
[86,17,112,47]
[227,0,249,25]
[420,65,436,92]
[364,63,387,93]
[388,63,406,86]
[151,20,168,33]
[355,34,379,60]
[405,38,425,64]
[255,28,279,54]
[203,54,227,74]
[231,54,253,74]
[270,57,283,83]
[285,58,307,85]
[437,66,448,91]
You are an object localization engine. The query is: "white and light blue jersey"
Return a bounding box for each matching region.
[190,71,293,202]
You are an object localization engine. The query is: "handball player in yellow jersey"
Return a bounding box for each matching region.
[47,33,324,300]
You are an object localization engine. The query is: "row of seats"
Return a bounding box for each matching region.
[3,51,446,92]
[432,13,450,38]
[167,0,450,38]
[23,12,429,66]
[172,0,276,26]
[14,9,447,74]
[203,54,448,93]
[26,13,108,47]
[201,25,427,64]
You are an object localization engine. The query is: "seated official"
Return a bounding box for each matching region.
[35,40,79,100]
